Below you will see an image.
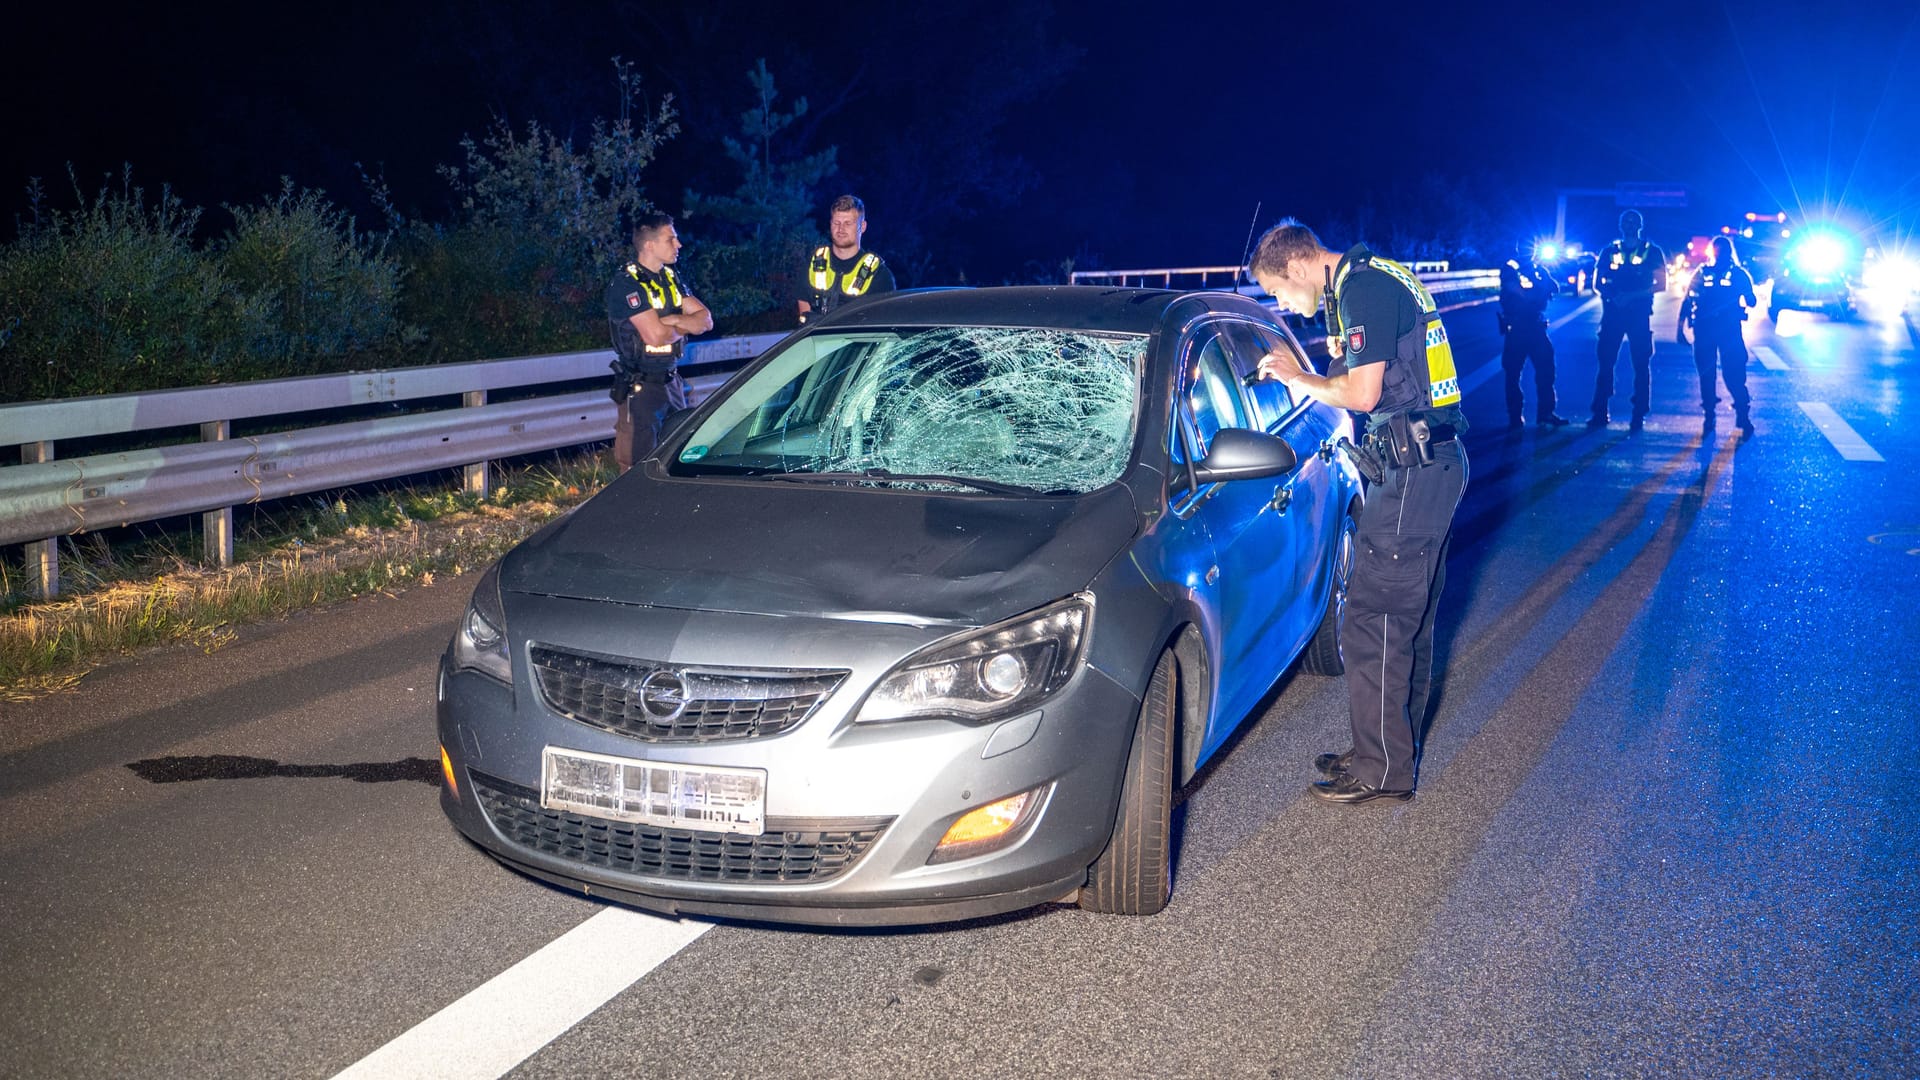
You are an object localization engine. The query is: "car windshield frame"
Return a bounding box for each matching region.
[669,324,1149,496]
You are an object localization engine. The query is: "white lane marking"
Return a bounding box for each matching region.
[1460,296,1600,395]
[331,907,712,1080]
[1754,345,1790,371]
[1797,402,1886,462]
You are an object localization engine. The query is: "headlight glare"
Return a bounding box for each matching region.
[855,596,1090,723]
[452,562,512,683]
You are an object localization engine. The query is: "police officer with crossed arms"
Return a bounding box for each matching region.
[797,194,896,325]
[1251,220,1470,804]
[605,212,712,472]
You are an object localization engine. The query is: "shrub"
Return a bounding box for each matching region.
[218,180,413,374]
[0,167,238,402]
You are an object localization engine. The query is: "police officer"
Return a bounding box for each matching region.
[1676,234,1758,435]
[606,212,712,472]
[1499,239,1568,431]
[1250,220,1469,804]
[797,194,896,325]
[1587,209,1668,431]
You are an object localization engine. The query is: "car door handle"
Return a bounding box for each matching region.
[1270,485,1292,514]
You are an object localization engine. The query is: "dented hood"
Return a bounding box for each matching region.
[502,474,1140,627]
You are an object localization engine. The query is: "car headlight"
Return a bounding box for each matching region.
[855,595,1092,724]
[452,562,512,684]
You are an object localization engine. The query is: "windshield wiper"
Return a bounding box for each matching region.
[757,468,1046,496]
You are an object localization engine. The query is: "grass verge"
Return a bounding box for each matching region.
[0,451,613,701]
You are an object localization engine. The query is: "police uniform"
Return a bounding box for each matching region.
[1590,237,1668,426]
[1680,261,1757,430]
[605,260,693,470]
[804,245,896,319]
[1498,254,1562,427]
[1330,245,1470,796]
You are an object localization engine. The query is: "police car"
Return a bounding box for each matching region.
[1768,225,1860,321]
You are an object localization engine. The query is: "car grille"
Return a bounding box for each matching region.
[471,771,890,885]
[529,644,846,743]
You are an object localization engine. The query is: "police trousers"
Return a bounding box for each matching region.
[1592,304,1654,419]
[613,371,688,471]
[1501,323,1557,421]
[1692,320,1751,416]
[1344,440,1468,792]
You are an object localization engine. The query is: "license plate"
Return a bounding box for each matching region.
[541,746,766,836]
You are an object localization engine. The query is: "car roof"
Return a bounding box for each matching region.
[813,285,1261,335]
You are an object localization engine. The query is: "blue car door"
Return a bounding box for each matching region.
[1170,320,1303,749]
[1225,319,1343,660]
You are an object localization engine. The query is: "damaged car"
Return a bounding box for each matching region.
[436,285,1363,926]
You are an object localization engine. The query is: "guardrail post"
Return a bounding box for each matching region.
[200,421,233,566]
[22,441,60,598]
[462,390,490,498]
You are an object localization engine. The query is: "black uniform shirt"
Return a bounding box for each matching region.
[1334,245,1467,430]
[1499,258,1558,322]
[1686,263,1757,325]
[605,262,690,371]
[1595,239,1668,309]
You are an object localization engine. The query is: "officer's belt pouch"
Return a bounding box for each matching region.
[1349,532,1438,615]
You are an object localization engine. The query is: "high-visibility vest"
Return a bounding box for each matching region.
[809,247,882,297]
[1332,251,1462,414]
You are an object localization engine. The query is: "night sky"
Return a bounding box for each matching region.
[5,0,1916,280]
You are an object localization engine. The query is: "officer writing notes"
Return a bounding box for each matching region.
[1587,209,1667,431]
[797,195,896,325]
[1499,239,1568,431]
[1250,220,1469,804]
[606,212,712,472]
[1676,234,1757,435]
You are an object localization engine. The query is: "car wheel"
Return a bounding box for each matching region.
[1301,506,1358,676]
[1079,650,1175,915]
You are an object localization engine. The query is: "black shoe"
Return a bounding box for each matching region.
[1314,749,1354,778]
[1586,414,1609,429]
[1735,413,1755,435]
[1540,413,1570,427]
[1629,415,1645,433]
[1309,772,1414,804]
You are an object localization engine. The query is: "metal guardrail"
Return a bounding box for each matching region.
[2,271,1499,599]
[2,334,784,597]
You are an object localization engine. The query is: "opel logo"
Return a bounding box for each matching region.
[635,669,689,722]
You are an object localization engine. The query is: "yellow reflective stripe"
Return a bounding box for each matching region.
[809,247,835,291]
[1371,257,1437,313]
[843,252,881,296]
[1425,320,1461,407]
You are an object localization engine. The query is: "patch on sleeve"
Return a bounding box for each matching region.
[626,292,642,309]
[1346,325,1366,354]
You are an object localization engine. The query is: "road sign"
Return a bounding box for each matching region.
[1615,182,1688,208]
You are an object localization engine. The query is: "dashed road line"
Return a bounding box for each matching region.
[1797,402,1885,462]
[331,907,711,1080]
[1753,345,1790,371]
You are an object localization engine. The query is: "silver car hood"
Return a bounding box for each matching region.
[502,475,1140,627]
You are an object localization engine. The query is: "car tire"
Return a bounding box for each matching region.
[1079,650,1175,916]
[1301,507,1358,676]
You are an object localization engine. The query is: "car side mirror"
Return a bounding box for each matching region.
[1191,428,1298,485]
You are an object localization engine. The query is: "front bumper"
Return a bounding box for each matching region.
[435,598,1145,927]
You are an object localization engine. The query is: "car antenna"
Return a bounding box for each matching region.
[1236,201,1262,291]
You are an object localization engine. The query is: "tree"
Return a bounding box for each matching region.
[680,60,838,323]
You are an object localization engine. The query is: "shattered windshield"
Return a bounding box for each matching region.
[673,326,1145,495]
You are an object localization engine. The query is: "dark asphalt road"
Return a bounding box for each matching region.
[2,286,1916,1079]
